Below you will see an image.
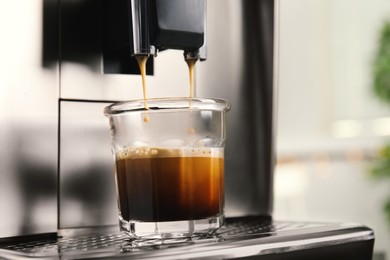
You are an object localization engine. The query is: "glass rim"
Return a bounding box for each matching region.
[104,97,231,116]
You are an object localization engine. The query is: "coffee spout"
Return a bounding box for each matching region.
[103,0,206,74]
[184,45,206,61]
[130,0,206,60]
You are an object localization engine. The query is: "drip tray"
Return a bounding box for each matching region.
[0,217,374,259]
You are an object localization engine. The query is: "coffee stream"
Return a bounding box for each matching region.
[135,55,197,123]
[185,58,197,98]
[135,55,150,122]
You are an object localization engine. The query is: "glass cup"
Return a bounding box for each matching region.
[104,97,231,240]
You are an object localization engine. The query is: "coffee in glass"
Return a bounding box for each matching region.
[104,98,230,240]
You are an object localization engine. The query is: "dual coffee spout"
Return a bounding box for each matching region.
[129,0,206,61]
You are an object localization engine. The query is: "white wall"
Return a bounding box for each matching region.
[276,0,390,257]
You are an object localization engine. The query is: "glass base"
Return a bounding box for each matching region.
[119,214,224,241]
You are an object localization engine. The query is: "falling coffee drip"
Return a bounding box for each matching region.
[185,58,198,135]
[185,58,197,98]
[135,55,150,122]
[135,55,198,123]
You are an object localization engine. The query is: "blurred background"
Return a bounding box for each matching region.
[275,0,390,259]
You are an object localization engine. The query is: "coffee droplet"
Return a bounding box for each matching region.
[188,127,196,135]
[144,115,150,123]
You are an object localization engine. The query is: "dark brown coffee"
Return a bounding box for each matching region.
[115,147,224,222]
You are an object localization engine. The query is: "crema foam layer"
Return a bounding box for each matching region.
[116,147,223,160]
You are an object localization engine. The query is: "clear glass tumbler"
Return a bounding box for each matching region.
[104,98,230,240]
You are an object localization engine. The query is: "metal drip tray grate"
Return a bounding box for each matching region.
[1,233,126,256]
[0,218,374,259]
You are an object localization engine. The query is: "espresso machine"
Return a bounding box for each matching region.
[0,0,374,259]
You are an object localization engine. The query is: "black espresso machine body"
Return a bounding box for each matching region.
[0,0,374,259]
